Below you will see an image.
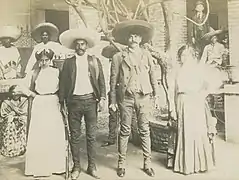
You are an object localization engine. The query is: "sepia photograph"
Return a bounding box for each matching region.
[0,0,238,179]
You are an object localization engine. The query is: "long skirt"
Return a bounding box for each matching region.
[0,117,27,157]
[173,93,216,175]
[25,95,66,177]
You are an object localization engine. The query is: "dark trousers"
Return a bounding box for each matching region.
[67,94,98,170]
[118,93,153,168]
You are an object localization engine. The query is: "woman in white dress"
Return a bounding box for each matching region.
[167,45,222,175]
[18,49,66,178]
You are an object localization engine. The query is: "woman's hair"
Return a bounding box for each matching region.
[9,85,17,94]
[177,44,197,64]
[8,85,23,99]
[35,49,54,61]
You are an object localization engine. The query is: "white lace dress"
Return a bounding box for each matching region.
[24,67,66,177]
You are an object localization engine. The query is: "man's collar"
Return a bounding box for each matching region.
[75,52,88,58]
[127,46,141,53]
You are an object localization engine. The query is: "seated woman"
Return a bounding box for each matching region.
[167,45,221,175]
[0,86,28,157]
[15,49,68,178]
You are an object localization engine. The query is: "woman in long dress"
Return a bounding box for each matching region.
[0,87,28,157]
[167,45,221,175]
[18,49,66,177]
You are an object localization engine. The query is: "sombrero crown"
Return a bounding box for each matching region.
[112,20,154,45]
[59,28,100,49]
[32,22,59,43]
[0,26,21,42]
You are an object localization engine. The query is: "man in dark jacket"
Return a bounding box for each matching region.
[59,28,106,180]
[110,20,160,177]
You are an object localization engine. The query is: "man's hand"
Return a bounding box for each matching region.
[169,109,177,120]
[192,37,196,44]
[60,101,66,115]
[98,97,107,112]
[109,104,118,112]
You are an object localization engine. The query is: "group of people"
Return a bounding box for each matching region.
[0,10,225,180]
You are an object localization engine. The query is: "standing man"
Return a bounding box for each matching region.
[191,0,210,52]
[59,28,106,180]
[0,26,22,79]
[101,44,137,147]
[201,28,225,67]
[110,20,160,177]
[101,44,121,147]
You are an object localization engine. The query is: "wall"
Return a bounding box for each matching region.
[228,0,239,66]
[0,0,32,47]
[30,0,69,30]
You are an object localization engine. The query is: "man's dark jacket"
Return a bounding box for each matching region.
[58,54,106,104]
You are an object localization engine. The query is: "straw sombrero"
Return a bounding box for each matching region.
[31,22,59,43]
[59,28,100,49]
[202,27,223,41]
[112,20,154,45]
[0,26,21,42]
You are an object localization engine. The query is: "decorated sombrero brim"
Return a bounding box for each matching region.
[59,28,100,49]
[31,22,59,43]
[202,27,223,41]
[0,26,21,42]
[112,20,154,45]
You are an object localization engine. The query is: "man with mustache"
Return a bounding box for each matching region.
[110,20,160,177]
[59,28,106,180]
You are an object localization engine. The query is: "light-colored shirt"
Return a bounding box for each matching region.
[25,41,72,74]
[201,42,225,66]
[0,46,21,79]
[73,54,94,95]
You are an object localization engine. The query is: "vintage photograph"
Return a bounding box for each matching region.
[0,0,238,179]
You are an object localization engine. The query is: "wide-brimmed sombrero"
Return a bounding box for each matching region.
[0,26,21,42]
[59,28,100,49]
[101,43,125,58]
[202,27,223,41]
[112,20,154,45]
[31,22,59,43]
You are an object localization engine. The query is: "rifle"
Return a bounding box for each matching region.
[60,102,71,180]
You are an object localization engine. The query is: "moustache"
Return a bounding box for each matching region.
[77,49,86,52]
